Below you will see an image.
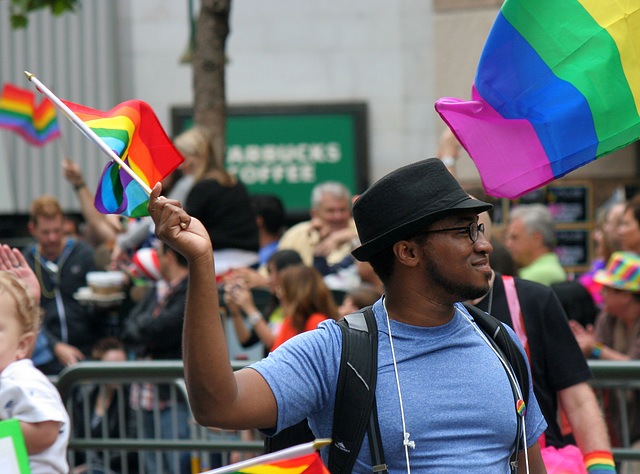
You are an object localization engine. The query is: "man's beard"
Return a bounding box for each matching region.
[426,257,490,302]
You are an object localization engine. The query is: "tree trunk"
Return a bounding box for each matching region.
[193,0,231,170]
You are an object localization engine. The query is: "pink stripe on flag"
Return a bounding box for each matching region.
[435,85,555,198]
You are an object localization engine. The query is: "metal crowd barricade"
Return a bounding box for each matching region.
[55,356,640,471]
[56,360,264,474]
[588,360,640,464]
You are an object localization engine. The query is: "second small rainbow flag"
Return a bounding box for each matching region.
[204,440,331,474]
[210,452,329,474]
[0,83,60,146]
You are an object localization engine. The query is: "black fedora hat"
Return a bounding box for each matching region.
[351,158,492,261]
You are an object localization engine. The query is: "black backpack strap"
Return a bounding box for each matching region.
[367,397,388,473]
[463,303,529,406]
[329,306,385,474]
[463,303,528,472]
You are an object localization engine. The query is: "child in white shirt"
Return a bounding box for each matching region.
[0,252,69,474]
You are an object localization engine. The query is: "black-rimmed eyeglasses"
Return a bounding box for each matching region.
[424,222,485,243]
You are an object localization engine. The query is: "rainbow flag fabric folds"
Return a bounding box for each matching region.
[214,452,329,474]
[435,0,640,198]
[0,83,60,146]
[62,100,184,217]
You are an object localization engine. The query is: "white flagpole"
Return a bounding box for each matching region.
[24,71,152,195]
[201,439,331,474]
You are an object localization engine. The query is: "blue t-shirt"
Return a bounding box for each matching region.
[251,298,547,473]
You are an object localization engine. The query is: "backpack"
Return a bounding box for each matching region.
[267,304,530,473]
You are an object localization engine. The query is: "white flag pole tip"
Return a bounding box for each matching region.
[313,438,331,450]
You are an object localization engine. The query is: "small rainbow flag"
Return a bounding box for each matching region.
[216,452,329,474]
[0,83,60,146]
[435,0,640,199]
[203,439,331,474]
[62,100,184,217]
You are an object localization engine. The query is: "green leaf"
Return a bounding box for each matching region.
[51,0,75,16]
[8,0,78,28]
[10,14,28,28]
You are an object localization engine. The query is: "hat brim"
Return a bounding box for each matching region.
[593,269,640,292]
[352,197,492,261]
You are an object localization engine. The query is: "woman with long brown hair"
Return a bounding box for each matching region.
[271,264,338,350]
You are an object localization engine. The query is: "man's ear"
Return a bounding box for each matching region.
[17,331,37,360]
[28,221,36,237]
[531,231,545,248]
[393,240,421,268]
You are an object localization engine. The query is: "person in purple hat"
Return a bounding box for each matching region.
[570,251,640,362]
[147,158,547,473]
[571,251,640,455]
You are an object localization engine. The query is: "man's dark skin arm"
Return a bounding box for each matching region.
[148,184,277,429]
[520,441,546,473]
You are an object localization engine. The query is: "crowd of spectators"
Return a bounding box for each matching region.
[4,129,640,473]
[0,152,386,472]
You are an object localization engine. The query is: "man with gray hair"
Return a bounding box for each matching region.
[505,203,567,286]
[277,181,357,267]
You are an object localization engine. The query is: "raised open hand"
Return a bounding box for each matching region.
[62,157,84,187]
[0,244,41,303]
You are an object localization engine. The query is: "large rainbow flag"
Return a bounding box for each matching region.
[435,0,640,198]
[0,83,60,146]
[62,100,184,217]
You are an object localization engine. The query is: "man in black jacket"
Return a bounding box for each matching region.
[123,242,188,360]
[122,241,190,474]
[25,195,105,375]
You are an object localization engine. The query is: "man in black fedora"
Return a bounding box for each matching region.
[148,158,547,473]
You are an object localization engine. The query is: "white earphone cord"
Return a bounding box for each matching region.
[383,299,414,474]
[383,299,529,474]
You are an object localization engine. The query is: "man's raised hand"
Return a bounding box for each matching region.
[147,182,212,262]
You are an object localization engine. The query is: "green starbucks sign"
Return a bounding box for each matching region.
[172,103,369,215]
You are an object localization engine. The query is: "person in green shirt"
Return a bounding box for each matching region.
[505,203,566,286]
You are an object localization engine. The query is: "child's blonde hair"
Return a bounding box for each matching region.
[0,272,40,334]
